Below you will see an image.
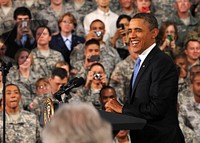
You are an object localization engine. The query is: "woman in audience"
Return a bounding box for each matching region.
[83,63,108,109]
[7,48,43,110]
[29,77,51,120]
[111,14,131,59]
[50,12,85,66]
[157,21,181,58]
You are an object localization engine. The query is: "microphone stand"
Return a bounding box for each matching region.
[0,61,12,143]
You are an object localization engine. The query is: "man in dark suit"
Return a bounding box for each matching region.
[105,13,185,143]
[1,7,36,59]
[49,12,85,66]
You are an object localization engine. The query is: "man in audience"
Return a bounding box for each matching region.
[99,85,131,143]
[31,25,64,77]
[168,0,199,47]
[70,19,121,79]
[184,38,200,71]
[1,6,36,59]
[83,0,119,42]
[0,84,41,142]
[115,0,136,17]
[179,72,200,141]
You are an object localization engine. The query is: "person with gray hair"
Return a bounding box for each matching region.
[41,103,113,143]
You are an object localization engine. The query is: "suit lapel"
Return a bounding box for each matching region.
[130,46,160,98]
[58,33,70,51]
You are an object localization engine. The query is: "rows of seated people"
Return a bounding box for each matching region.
[0,0,200,142]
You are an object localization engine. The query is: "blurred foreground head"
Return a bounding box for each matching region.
[41,103,113,143]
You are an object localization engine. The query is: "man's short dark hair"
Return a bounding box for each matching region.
[51,67,67,79]
[184,39,199,50]
[100,85,116,98]
[132,13,158,30]
[13,7,32,20]
[85,38,100,48]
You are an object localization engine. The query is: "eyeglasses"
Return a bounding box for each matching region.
[62,20,73,25]
[37,83,49,90]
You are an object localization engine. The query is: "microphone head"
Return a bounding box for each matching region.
[73,77,85,87]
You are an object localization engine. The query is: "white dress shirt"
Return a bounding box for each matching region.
[83,8,118,42]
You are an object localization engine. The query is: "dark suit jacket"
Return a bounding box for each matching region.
[1,26,36,59]
[122,46,185,143]
[49,33,85,65]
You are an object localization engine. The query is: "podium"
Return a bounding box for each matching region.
[98,110,146,131]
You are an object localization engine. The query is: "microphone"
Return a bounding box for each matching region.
[53,77,85,101]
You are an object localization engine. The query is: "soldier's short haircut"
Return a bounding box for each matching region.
[90,19,105,29]
[85,38,100,48]
[13,6,32,20]
[51,67,67,80]
[99,85,116,98]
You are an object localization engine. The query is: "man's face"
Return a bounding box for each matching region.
[96,0,111,7]
[128,18,158,54]
[90,21,105,41]
[99,88,116,107]
[36,28,51,46]
[5,85,21,110]
[16,15,30,23]
[49,76,68,94]
[175,0,191,13]
[0,0,11,6]
[184,41,200,61]
[190,67,200,81]
[192,75,200,97]
[119,0,133,8]
[84,44,100,59]
[175,57,187,71]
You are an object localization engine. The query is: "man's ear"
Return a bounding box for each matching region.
[151,28,159,39]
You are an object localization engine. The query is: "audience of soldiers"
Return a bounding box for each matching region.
[0,0,200,142]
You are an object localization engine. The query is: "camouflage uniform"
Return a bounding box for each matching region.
[167,12,199,48]
[71,43,121,79]
[36,3,84,36]
[110,55,135,104]
[110,0,120,13]
[178,87,193,106]
[67,0,97,37]
[29,93,52,120]
[0,110,41,143]
[178,77,190,93]
[178,115,199,143]
[179,96,200,141]
[0,1,20,33]
[16,0,48,19]
[153,0,176,27]
[70,42,121,77]
[6,65,43,110]
[31,48,64,77]
[114,7,136,18]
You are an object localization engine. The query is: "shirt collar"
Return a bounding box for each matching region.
[97,8,111,16]
[61,34,72,43]
[139,43,156,66]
